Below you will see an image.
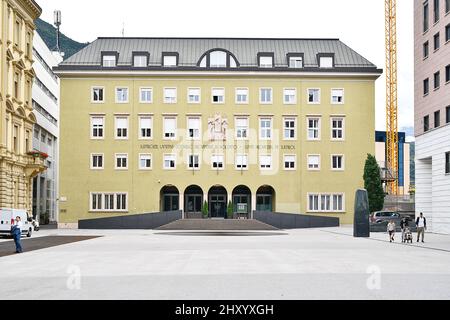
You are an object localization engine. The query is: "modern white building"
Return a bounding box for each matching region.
[414,0,450,234]
[31,32,61,225]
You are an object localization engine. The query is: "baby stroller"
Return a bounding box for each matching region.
[403,227,413,243]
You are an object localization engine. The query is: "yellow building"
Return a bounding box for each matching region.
[55,38,382,227]
[0,0,45,214]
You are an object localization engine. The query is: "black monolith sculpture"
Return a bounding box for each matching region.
[354,189,370,237]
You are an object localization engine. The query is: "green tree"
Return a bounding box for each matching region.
[363,154,385,213]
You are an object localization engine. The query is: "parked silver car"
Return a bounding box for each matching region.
[370,211,400,224]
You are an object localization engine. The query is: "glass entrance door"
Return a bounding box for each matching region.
[209,195,226,218]
[163,194,179,212]
[233,195,250,215]
[186,195,202,213]
[256,195,273,212]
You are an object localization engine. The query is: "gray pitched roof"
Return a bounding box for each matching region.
[58,37,379,71]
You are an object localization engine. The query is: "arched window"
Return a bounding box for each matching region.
[198,49,239,68]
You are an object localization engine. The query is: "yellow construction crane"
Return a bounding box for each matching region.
[385,0,399,195]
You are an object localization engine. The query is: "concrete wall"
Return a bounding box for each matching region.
[254,211,339,229]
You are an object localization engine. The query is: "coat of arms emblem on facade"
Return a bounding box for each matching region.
[208,113,228,141]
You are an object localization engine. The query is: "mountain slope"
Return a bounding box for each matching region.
[35,18,88,59]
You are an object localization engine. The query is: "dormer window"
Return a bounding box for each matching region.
[198,49,239,68]
[258,53,274,68]
[210,51,227,68]
[102,52,118,67]
[162,53,178,67]
[287,54,304,68]
[318,55,334,68]
[133,52,149,67]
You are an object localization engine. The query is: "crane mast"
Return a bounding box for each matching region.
[385,0,399,195]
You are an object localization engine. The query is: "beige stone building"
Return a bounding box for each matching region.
[0,0,45,214]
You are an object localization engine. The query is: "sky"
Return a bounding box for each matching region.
[38,0,414,135]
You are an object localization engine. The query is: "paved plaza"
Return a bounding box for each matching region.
[0,227,449,300]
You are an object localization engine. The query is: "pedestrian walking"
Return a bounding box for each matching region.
[11,216,23,253]
[416,212,427,243]
[400,217,409,243]
[387,220,396,242]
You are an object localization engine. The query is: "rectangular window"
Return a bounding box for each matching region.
[307,118,321,140]
[447,0,450,13]
[92,87,104,103]
[116,87,129,103]
[211,155,224,170]
[236,154,248,170]
[284,155,296,170]
[91,117,104,139]
[332,155,344,170]
[104,194,115,211]
[446,152,450,174]
[446,106,450,123]
[163,117,177,139]
[164,88,177,104]
[435,110,441,128]
[321,195,332,211]
[434,32,440,50]
[164,154,176,169]
[259,56,273,68]
[13,125,19,153]
[102,55,116,67]
[283,88,297,104]
[446,24,450,42]
[424,2,429,32]
[187,88,201,103]
[259,155,272,170]
[260,118,272,140]
[210,51,227,67]
[91,193,128,212]
[308,194,320,211]
[188,154,200,170]
[331,89,344,104]
[333,194,344,211]
[139,116,153,139]
[319,57,333,68]
[115,117,129,139]
[283,118,296,140]
[308,193,344,212]
[116,193,127,211]
[331,118,345,140]
[14,20,21,46]
[289,56,303,68]
[424,115,430,132]
[434,71,440,89]
[235,118,249,139]
[434,0,440,23]
[163,55,177,67]
[308,89,320,104]
[424,78,430,95]
[260,88,273,104]
[212,88,225,103]
[133,55,148,67]
[115,154,128,170]
[423,41,429,58]
[91,193,103,211]
[187,117,201,140]
[91,154,104,169]
[308,155,320,170]
[140,88,153,103]
[139,154,152,170]
[235,88,249,104]
[446,65,450,83]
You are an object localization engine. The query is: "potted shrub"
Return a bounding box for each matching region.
[227,201,233,219]
[202,201,209,219]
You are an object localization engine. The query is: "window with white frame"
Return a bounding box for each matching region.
[260,88,273,104]
[188,154,200,169]
[187,117,201,140]
[164,154,176,169]
[92,87,104,103]
[259,155,272,170]
[104,193,115,211]
[116,193,127,211]
[331,89,344,104]
[308,155,320,170]
[235,118,249,139]
[320,194,332,211]
[212,155,224,169]
[308,193,344,212]
[284,89,297,104]
[164,88,177,104]
[235,88,249,104]
[90,193,128,212]
[91,154,104,169]
[115,154,128,169]
[308,89,320,104]
[308,194,320,211]
[332,155,344,170]
[91,116,104,139]
[284,155,296,170]
[331,118,344,140]
[289,56,303,68]
[210,51,227,68]
[163,117,177,139]
[236,154,248,170]
[319,56,333,68]
[260,118,272,140]
[139,116,153,139]
[133,55,148,67]
[284,118,296,140]
[332,194,344,211]
[188,88,201,103]
[91,193,103,210]
[115,116,129,139]
[140,88,153,103]
[116,87,129,103]
[307,118,321,140]
[163,55,177,67]
[212,88,225,103]
[102,55,116,67]
[259,56,273,68]
[139,154,152,170]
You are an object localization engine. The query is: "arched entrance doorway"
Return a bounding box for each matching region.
[184,185,203,218]
[232,185,251,218]
[160,185,179,212]
[256,185,275,212]
[208,185,227,218]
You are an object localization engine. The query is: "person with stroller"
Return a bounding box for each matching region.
[400,217,409,243]
[387,220,396,243]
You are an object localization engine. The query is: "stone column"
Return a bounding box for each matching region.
[179,193,184,219]
[251,192,257,220]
